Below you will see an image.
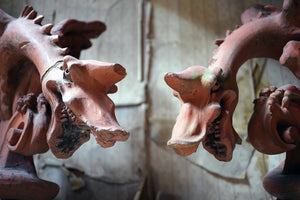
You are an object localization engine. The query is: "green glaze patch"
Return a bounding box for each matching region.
[192,71,202,80]
[201,69,216,88]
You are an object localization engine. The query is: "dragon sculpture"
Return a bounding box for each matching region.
[0,6,129,200]
[165,0,300,199]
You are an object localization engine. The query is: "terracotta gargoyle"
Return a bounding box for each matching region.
[0,6,129,199]
[165,0,300,199]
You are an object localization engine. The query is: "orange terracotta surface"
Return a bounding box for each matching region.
[0,6,129,199]
[165,0,300,199]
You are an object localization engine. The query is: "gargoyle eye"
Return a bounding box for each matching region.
[211,82,220,92]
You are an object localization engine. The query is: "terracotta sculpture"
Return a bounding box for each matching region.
[165,0,300,199]
[0,6,129,199]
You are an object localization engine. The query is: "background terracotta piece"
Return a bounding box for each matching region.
[0,6,128,199]
[165,0,300,199]
[248,84,300,199]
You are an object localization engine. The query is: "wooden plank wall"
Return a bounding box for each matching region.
[1,0,297,199]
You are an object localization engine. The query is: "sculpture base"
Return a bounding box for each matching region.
[0,168,59,200]
[0,120,59,200]
[263,162,300,200]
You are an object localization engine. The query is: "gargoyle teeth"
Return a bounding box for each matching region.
[204,111,227,156]
[206,142,227,156]
[216,131,221,135]
[60,117,68,123]
[66,106,77,123]
[215,131,221,135]
[217,145,227,153]
[204,142,213,147]
[41,24,53,35]
[60,104,78,123]
[71,115,76,123]
[214,137,221,142]
[214,131,221,135]
[60,110,68,116]
[34,15,44,25]
[60,111,69,122]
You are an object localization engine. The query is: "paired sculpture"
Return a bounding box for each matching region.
[1,1,300,199]
[0,6,129,199]
[165,0,300,199]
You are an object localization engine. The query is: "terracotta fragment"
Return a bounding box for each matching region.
[0,6,129,199]
[165,0,300,198]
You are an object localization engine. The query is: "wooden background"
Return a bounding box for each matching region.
[1,0,298,199]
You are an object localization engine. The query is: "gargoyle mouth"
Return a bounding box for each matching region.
[203,111,230,160]
[202,91,241,162]
[204,114,226,154]
[53,102,91,155]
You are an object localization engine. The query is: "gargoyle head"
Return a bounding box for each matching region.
[0,5,129,158]
[42,55,129,158]
[165,66,241,161]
